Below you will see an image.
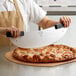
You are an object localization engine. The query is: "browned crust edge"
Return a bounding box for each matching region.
[12,44,76,63]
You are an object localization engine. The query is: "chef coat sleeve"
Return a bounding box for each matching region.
[28,0,47,24]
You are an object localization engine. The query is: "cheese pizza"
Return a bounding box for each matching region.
[13,44,76,63]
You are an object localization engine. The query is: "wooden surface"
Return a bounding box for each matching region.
[5,51,76,67]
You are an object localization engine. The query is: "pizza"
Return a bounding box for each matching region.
[12,44,76,63]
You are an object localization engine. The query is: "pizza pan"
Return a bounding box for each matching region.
[10,26,68,48]
[5,51,76,67]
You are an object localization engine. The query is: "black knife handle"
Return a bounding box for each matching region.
[55,23,64,29]
[6,31,24,37]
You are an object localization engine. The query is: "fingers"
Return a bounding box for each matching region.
[6,26,20,38]
[17,28,20,37]
[60,16,71,27]
[12,27,20,38]
[13,29,17,38]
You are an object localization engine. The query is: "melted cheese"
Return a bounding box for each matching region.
[16,45,73,60]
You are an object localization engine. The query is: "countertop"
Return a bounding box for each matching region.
[42,6,76,11]
[0,46,76,76]
[41,6,76,15]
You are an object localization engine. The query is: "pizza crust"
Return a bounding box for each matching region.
[12,44,76,63]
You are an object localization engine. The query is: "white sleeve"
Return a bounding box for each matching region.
[28,0,47,23]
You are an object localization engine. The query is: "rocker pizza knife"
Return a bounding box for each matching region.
[7,23,68,48]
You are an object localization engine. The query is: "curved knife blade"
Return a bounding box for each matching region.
[10,24,68,48]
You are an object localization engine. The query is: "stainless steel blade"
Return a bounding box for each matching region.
[10,26,68,48]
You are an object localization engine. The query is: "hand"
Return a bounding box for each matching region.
[60,16,71,27]
[6,26,20,38]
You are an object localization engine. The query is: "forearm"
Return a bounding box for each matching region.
[38,16,59,29]
[44,19,59,29]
